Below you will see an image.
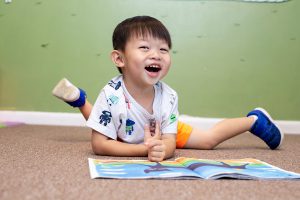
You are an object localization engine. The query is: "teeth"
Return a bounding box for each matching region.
[148,65,160,68]
[145,65,161,73]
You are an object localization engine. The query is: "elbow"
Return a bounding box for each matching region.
[91,142,106,156]
[91,132,109,156]
[200,140,217,150]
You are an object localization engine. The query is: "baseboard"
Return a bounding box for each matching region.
[0,111,299,134]
[0,111,86,127]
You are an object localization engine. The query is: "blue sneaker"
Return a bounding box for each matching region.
[247,108,284,150]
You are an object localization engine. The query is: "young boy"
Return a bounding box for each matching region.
[52,16,283,162]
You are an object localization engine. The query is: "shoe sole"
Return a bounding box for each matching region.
[254,107,284,149]
[52,78,79,102]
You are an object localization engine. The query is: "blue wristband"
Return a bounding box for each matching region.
[67,88,86,107]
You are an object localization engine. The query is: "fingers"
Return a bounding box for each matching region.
[144,121,165,162]
[148,149,165,162]
[152,122,161,139]
[148,153,164,162]
[148,143,164,152]
[145,138,162,149]
[145,139,166,162]
[144,124,152,140]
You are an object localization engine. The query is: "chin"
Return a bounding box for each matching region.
[147,77,161,85]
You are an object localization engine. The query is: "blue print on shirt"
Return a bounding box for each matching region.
[108,80,121,90]
[99,110,112,126]
[126,119,135,135]
[107,95,119,106]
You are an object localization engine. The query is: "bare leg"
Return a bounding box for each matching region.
[79,100,93,120]
[184,117,255,149]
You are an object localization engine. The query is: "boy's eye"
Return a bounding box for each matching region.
[160,48,169,53]
[139,46,149,50]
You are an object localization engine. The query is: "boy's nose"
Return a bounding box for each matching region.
[149,50,161,60]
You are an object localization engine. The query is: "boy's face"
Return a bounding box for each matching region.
[119,35,171,88]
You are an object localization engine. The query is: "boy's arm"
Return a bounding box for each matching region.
[161,134,176,159]
[91,130,148,157]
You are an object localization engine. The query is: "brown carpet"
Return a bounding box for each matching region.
[0,125,299,200]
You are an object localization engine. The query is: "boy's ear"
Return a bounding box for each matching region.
[111,50,125,68]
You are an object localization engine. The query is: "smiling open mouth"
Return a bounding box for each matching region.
[145,65,161,73]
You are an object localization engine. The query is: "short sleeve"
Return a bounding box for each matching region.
[160,84,179,134]
[86,90,118,140]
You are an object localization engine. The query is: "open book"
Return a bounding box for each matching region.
[88,157,300,180]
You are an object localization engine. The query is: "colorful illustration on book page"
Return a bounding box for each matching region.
[88,157,300,180]
[177,157,300,179]
[88,159,199,179]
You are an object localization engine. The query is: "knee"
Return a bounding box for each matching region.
[200,139,218,150]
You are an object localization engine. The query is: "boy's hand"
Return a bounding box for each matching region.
[144,122,166,162]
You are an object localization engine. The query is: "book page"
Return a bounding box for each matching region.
[176,157,300,180]
[88,158,200,179]
[88,157,300,180]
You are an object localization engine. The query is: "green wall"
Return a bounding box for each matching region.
[0,0,299,120]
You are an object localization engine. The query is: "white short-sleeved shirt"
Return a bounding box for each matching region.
[86,75,178,144]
